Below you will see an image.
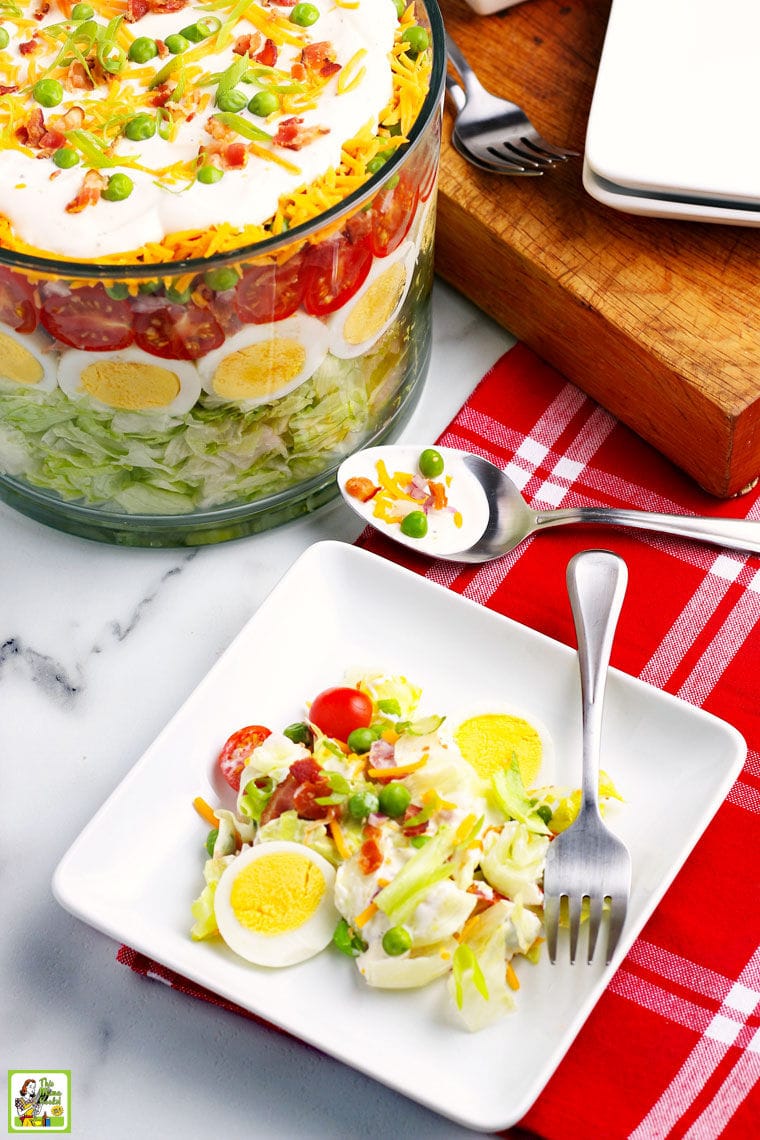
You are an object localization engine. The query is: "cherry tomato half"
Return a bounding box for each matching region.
[0,267,37,333]
[133,303,224,360]
[309,686,373,742]
[301,232,373,316]
[370,173,419,258]
[217,724,272,791]
[234,256,304,324]
[40,284,133,350]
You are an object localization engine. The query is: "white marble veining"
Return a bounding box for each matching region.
[1,278,515,1139]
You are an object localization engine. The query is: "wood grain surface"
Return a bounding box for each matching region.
[434,0,760,497]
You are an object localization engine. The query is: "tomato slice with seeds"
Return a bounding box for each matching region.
[40,284,133,350]
[133,303,224,360]
[301,232,373,316]
[370,173,419,258]
[217,724,272,791]
[234,256,304,324]
[0,267,37,334]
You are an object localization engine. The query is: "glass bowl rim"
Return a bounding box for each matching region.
[0,0,445,281]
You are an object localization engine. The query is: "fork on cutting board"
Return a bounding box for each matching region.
[445,32,579,175]
[542,550,632,965]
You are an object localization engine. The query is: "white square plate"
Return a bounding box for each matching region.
[586,0,760,206]
[53,541,746,1132]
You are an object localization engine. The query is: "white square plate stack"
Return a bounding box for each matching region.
[584,0,760,224]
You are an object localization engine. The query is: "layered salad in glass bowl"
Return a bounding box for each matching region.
[0,0,443,544]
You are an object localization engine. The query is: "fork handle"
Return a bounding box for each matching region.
[567,551,628,815]
[445,33,485,100]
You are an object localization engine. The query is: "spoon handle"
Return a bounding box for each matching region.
[566,551,627,815]
[535,505,760,555]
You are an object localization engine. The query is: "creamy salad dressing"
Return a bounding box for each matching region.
[0,0,396,258]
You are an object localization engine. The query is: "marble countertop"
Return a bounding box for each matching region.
[3,278,515,1140]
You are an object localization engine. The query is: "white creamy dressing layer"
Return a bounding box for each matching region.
[0,0,396,258]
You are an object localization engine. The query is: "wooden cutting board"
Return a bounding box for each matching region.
[434,0,760,498]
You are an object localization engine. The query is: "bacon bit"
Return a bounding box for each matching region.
[53,105,85,132]
[19,38,41,55]
[155,38,169,58]
[36,128,66,156]
[225,141,247,168]
[33,1,50,18]
[290,61,306,82]
[256,38,278,67]
[302,41,342,79]
[150,83,174,108]
[345,476,379,503]
[273,115,329,151]
[0,85,18,97]
[126,0,187,21]
[15,107,46,147]
[401,803,428,837]
[358,837,383,876]
[65,169,106,214]
[232,32,261,57]
[63,61,93,92]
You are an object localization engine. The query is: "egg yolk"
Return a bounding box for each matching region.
[212,339,306,400]
[0,331,44,386]
[80,360,181,410]
[454,714,543,788]
[230,852,326,936]
[342,260,407,346]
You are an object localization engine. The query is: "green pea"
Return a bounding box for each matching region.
[290,2,319,26]
[382,925,412,956]
[105,283,130,299]
[418,447,444,478]
[196,164,223,185]
[32,78,63,108]
[0,26,9,50]
[347,727,375,754]
[366,155,386,175]
[124,113,156,142]
[71,2,94,18]
[400,510,428,539]
[410,834,430,848]
[102,173,134,202]
[248,90,280,118]
[205,828,218,857]
[347,790,379,821]
[52,147,79,169]
[165,33,190,54]
[535,804,553,826]
[283,721,314,747]
[128,37,158,63]
[165,283,193,304]
[378,780,411,819]
[216,87,248,113]
[402,25,429,54]
[138,280,160,295]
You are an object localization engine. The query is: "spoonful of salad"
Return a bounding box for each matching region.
[337,445,760,563]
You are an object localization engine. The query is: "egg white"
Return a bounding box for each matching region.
[328,241,415,359]
[198,313,330,408]
[214,840,338,967]
[57,347,201,414]
[0,321,57,393]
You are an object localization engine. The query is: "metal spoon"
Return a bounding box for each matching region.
[338,445,760,563]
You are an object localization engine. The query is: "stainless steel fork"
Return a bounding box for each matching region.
[543,550,632,965]
[446,32,579,174]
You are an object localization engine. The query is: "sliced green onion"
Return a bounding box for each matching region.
[65,129,122,168]
[212,111,271,142]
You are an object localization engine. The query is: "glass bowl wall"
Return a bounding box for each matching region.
[0,1,444,547]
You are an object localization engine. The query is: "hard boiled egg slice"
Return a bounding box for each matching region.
[443,705,555,790]
[328,241,415,359]
[214,840,338,967]
[0,322,57,392]
[198,313,329,408]
[57,347,201,414]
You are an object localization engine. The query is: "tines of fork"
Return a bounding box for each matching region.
[445,32,579,175]
[542,551,632,966]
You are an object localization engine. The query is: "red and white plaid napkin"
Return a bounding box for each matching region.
[120,344,760,1139]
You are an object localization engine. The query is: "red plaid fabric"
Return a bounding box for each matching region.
[119,344,760,1139]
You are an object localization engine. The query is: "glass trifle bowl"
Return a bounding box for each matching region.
[0,0,444,546]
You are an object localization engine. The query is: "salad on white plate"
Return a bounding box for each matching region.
[190,669,623,1031]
